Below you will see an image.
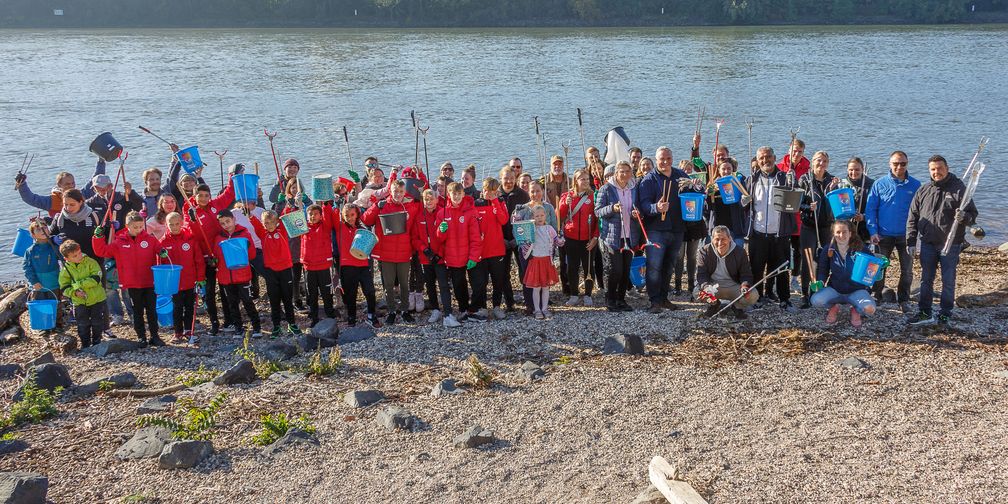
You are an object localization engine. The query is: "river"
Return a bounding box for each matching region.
[1,25,1005,277]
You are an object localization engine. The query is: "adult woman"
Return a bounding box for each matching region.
[811,220,876,328]
[798,151,838,307]
[558,169,599,306]
[268,158,306,212]
[595,161,641,312]
[48,189,100,259]
[636,157,655,181]
[843,157,874,242]
[707,160,748,248]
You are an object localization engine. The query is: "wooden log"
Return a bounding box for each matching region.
[0,287,28,331]
[648,456,708,504]
[108,383,187,398]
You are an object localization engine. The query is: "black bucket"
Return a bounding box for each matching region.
[378,211,408,236]
[773,188,804,214]
[402,177,425,201]
[90,132,123,162]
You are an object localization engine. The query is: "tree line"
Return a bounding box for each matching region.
[1,0,1003,27]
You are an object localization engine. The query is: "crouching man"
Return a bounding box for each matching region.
[695,225,759,319]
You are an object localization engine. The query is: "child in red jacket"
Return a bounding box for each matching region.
[470,177,511,321]
[300,203,339,326]
[249,209,300,338]
[92,211,165,347]
[183,180,235,335]
[337,204,379,327]
[435,182,480,327]
[362,180,418,325]
[160,212,205,344]
[412,188,450,324]
[212,209,262,337]
[557,169,600,307]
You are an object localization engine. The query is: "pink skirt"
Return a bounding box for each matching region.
[524,256,559,288]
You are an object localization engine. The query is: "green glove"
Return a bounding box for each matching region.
[810,280,824,293]
[692,157,706,171]
[348,170,360,184]
[875,254,891,269]
[277,193,286,203]
[466,260,477,270]
[158,249,169,259]
[93,226,105,238]
[438,221,448,233]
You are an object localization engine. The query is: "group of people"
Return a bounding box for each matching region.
[15,131,979,350]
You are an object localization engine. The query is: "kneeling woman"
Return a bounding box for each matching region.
[811,220,877,327]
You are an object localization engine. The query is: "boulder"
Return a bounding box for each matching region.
[0,472,48,504]
[24,351,54,369]
[268,371,306,384]
[0,364,21,380]
[136,395,177,415]
[0,327,21,345]
[431,379,464,397]
[0,439,29,456]
[81,338,144,358]
[602,334,645,355]
[261,341,298,362]
[344,390,384,408]
[158,440,213,470]
[115,426,173,460]
[376,406,415,431]
[212,360,256,386]
[13,363,72,401]
[839,357,870,370]
[338,325,376,345]
[311,318,339,340]
[76,371,138,396]
[520,361,545,382]
[453,424,495,449]
[260,428,319,458]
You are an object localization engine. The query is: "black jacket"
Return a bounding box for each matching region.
[696,242,754,290]
[500,186,530,242]
[86,190,143,232]
[798,172,837,229]
[906,173,978,247]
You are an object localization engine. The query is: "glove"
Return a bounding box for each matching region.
[438,221,448,233]
[466,260,477,270]
[187,208,197,220]
[348,170,360,184]
[809,280,824,293]
[277,193,286,203]
[158,248,169,259]
[954,208,967,224]
[93,226,106,238]
[53,233,66,246]
[206,256,218,268]
[740,195,752,206]
[907,246,916,257]
[14,173,26,187]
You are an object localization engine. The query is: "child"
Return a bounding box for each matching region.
[279,178,312,312]
[337,204,380,327]
[183,179,235,335]
[435,182,481,326]
[145,194,178,241]
[160,212,205,343]
[58,240,107,349]
[301,203,339,326]
[212,209,262,337]
[411,189,451,324]
[470,178,510,321]
[362,180,418,325]
[522,205,564,319]
[22,220,64,326]
[92,211,165,346]
[232,199,265,300]
[249,209,300,338]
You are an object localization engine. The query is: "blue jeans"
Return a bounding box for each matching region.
[644,229,684,304]
[918,242,960,317]
[810,287,876,315]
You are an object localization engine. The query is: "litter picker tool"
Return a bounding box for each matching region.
[263,128,282,184]
[713,261,789,317]
[942,161,986,256]
[411,110,420,167]
[342,126,355,173]
[419,123,431,183]
[632,206,660,249]
[660,179,672,221]
[963,136,989,180]
[577,108,587,166]
[138,125,172,146]
[18,153,35,176]
[745,118,755,165]
[533,116,545,179]
[213,150,227,189]
[710,118,726,184]
[694,105,706,137]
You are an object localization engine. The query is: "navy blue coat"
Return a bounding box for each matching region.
[817,243,872,294]
[595,182,642,252]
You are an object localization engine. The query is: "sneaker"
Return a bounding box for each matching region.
[850,307,863,328]
[908,311,935,326]
[800,298,812,309]
[428,309,443,323]
[221,324,239,334]
[367,314,383,329]
[385,312,397,325]
[112,315,126,326]
[402,311,415,324]
[407,293,416,312]
[618,301,634,312]
[466,312,486,323]
[606,302,620,312]
[542,308,551,318]
[661,300,678,311]
[565,296,580,307]
[780,301,798,314]
[443,314,462,328]
[295,302,309,314]
[288,324,302,335]
[492,308,507,320]
[825,304,840,325]
[699,302,721,319]
[534,311,545,320]
[414,293,425,313]
[475,308,489,318]
[731,307,748,320]
[899,301,912,314]
[647,304,663,314]
[210,323,220,336]
[173,331,185,343]
[148,337,166,347]
[251,331,264,339]
[270,327,283,339]
[936,313,951,326]
[583,296,593,306]
[457,312,469,322]
[187,334,199,346]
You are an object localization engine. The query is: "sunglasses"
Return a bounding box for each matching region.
[891,161,908,167]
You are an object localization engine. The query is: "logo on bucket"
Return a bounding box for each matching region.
[685,200,696,213]
[864,262,880,281]
[838,192,851,206]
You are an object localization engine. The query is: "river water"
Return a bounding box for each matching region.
[1,26,1005,276]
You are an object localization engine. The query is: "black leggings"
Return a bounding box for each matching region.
[292,263,304,306]
[306,268,337,323]
[409,254,423,293]
[340,265,377,322]
[171,288,195,334]
[606,246,633,304]
[565,239,593,297]
[263,267,296,328]
[204,263,221,326]
[448,266,469,314]
[222,282,260,331]
[469,256,510,310]
[127,287,158,343]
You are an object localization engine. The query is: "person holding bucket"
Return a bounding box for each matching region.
[58,239,107,348]
[865,151,921,311]
[797,151,838,308]
[746,146,797,312]
[512,181,559,312]
[558,169,600,307]
[363,180,419,325]
[92,211,166,347]
[22,220,64,327]
[595,161,641,312]
[778,138,810,294]
[674,159,707,299]
[160,212,205,343]
[810,220,877,328]
[708,160,748,248]
[212,209,262,337]
[412,188,455,326]
[182,179,236,336]
[301,203,340,326]
[278,177,312,313]
[249,210,300,338]
[436,182,481,325]
[842,157,875,243]
[337,204,380,328]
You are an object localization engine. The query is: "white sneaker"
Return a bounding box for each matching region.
[790,276,801,294]
[251,331,264,339]
[565,296,580,307]
[583,296,593,306]
[407,292,416,312]
[514,294,524,304]
[476,308,488,318]
[492,308,507,320]
[112,315,125,326]
[414,293,425,313]
[428,309,442,323]
[542,308,552,318]
[443,314,461,328]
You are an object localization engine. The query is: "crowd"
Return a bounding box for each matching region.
[14,132,980,349]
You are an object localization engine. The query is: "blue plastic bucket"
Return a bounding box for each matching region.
[280,210,309,239]
[221,237,249,270]
[715,176,741,205]
[680,193,705,222]
[11,228,32,257]
[312,175,334,202]
[630,255,646,288]
[152,264,182,297]
[513,220,535,246]
[851,252,885,286]
[233,173,260,203]
[27,299,58,331]
[156,296,174,327]
[826,188,856,219]
[349,229,378,260]
[176,146,204,175]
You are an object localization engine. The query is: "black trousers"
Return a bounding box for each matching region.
[558,245,570,295]
[292,263,304,307]
[263,267,296,328]
[127,287,159,343]
[674,238,701,293]
[592,246,605,291]
[448,266,470,314]
[409,254,422,292]
[340,265,377,322]
[75,302,107,348]
[420,263,453,315]
[502,247,519,302]
[565,239,593,297]
[250,248,264,299]
[873,235,913,303]
[171,288,195,334]
[470,256,510,310]
[606,246,633,304]
[306,268,337,324]
[204,262,227,327]
[789,234,802,277]
[222,282,261,331]
[749,232,791,302]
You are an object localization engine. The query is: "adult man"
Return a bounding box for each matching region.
[629,147,643,174]
[636,146,695,313]
[778,138,809,294]
[696,226,758,319]
[540,155,570,210]
[499,166,530,303]
[747,146,797,312]
[508,158,524,178]
[906,155,978,326]
[865,150,920,310]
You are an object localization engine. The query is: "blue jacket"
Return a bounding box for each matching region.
[595,182,642,251]
[817,243,871,295]
[23,242,62,291]
[17,159,105,213]
[635,168,694,233]
[865,173,921,238]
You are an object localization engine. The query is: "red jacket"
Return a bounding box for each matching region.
[249,215,293,271]
[337,220,370,268]
[558,191,600,241]
[182,179,236,256]
[435,198,480,268]
[300,204,338,272]
[362,197,418,263]
[92,230,161,289]
[159,230,206,291]
[473,197,508,259]
[212,224,257,285]
[778,155,810,235]
[411,206,445,265]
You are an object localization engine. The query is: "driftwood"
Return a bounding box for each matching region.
[0,287,28,331]
[108,383,187,398]
[648,456,708,504]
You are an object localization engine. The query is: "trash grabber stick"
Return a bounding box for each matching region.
[711,118,725,184]
[420,125,431,183]
[411,110,420,167]
[214,150,227,189]
[18,153,35,175]
[102,153,128,227]
[264,128,282,184]
[713,261,789,317]
[560,139,572,214]
[694,105,706,136]
[577,108,587,166]
[962,136,989,180]
[942,162,986,256]
[138,125,172,146]
[745,118,754,166]
[533,116,544,179]
[342,126,355,173]
[632,206,660,249]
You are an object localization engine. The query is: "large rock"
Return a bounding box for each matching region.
[212,360,256,386]
[13,363,72,401]
[520,361,545,382]
[602,334,645,355]
[81,338,144,358]
[0,327,21,345]
[431,379,464,397]
[344,390,384,408]
[115,426,173,460]
[136,395,177,414]
[158,440,213,470]
[0,439,28,456]
[338,325,376,345]
[262,341,298,362]
[0,364,22,380]
[76,371,137,396]
[453,424,495,449]
[268,371,306,384]
[23,352,54,369]
[310,318,339,341]
[376,406,415,431]
[0,472,48,504]
[839,357,870,370]
[260,428,319,458]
